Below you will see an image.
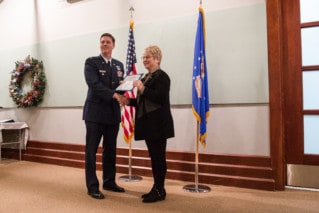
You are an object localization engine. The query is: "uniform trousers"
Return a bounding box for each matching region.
[85,121,119,193]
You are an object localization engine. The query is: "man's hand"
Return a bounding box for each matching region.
[113,93,129,106]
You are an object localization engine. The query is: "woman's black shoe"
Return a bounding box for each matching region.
[141,185,155,199]
[87,191,105,199]
[142,188,166,203]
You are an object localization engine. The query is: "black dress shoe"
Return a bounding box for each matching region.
[142,187,165,199]
[142,188,166,203]
[103,183,125,192]
[141,185,155,198]
[87,191,105,199]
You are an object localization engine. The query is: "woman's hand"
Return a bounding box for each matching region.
[133,80,144,92]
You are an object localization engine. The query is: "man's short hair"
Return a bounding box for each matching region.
[100,33,115,43]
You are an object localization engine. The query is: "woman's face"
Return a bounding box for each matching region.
[142,51,159,72]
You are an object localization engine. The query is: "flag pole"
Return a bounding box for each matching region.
[128,139,132,177]
[195,122,199,187]
[119,4,142,182]
[183,122,211,192]
[183,1,210,193]
[119,138,142,182]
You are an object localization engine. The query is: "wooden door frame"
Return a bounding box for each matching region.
[280,0,304,166]
[267,0,286,190]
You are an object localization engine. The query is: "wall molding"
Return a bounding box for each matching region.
[2,140,275,190]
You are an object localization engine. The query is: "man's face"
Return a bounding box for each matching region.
[100,36,114,56]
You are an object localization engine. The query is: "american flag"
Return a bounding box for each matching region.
[121,20,137,143]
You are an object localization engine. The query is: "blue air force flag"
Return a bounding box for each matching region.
[192,6,210,147]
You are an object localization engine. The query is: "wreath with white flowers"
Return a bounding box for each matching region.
[9,55,46,108]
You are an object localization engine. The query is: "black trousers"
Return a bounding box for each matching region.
[145,138,167,190]
[85,121,119,193]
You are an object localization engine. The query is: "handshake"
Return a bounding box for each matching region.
[113,79,144,106]
[113,93,129,106]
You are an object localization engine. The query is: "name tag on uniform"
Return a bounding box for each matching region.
[99,70,106,76]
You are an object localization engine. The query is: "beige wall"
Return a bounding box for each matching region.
[0,105,269,155]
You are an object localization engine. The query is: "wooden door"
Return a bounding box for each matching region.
[283,0,319,188]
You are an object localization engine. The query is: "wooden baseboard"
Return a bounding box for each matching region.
[2,140,275,190]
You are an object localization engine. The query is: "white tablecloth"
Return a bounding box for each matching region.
[0,122,29,149]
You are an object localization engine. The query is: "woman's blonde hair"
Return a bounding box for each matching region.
[145,45,162,64]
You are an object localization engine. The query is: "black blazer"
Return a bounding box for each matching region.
[129,69,174,140]
[83,55,124,125]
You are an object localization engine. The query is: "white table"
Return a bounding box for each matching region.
[0,122,29,161]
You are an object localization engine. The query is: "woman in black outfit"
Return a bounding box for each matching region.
[121,45,174,203]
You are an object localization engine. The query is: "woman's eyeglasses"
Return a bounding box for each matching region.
[141,55,153,61]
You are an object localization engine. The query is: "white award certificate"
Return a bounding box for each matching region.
[115,73,144,92]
